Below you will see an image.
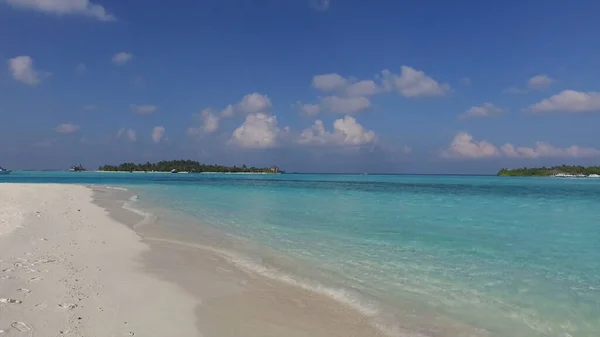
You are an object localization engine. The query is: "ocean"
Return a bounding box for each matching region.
[3,171,600,336]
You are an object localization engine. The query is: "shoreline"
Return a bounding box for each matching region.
[1,183,389,337]
[101,185,490,337]
[92,171,282,174]
[92,185,394,337]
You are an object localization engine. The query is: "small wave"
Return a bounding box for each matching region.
[122,194,158,229]
[221,250,380,317]
[104,186,128,191]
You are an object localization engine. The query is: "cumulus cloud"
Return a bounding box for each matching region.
[55,123,80,134]
[504,74,554,94]
[501,142,600,158]
[220,104,234,118]
[346,80,380,97]
[321,96,371,114]
[191,108,221,134]
[130,104,158,114]
[527,74,554,90]
[385,66,450,97]
[112,52,133,65]
[443,132,600,159]
[312,73,348,92]
[230,113,279,148]
[235,93,272,114]
[152,126,165,143]
[4,0,115,21]
[442,132,500,159]
[116,128,137,142]
[8,56,47,85]
[298,102,321,116]
[298,116,376,146]
[460,103,504,119]
[312,73,380,97]
[527,90,600,113]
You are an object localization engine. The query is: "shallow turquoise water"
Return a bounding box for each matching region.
[3,172,600,336]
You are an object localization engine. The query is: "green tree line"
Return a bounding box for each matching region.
[98,160,281,173]
[497,165,600,176]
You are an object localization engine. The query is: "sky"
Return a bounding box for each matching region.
[1,0,600,173]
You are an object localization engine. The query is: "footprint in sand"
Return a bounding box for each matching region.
[58,303,77,310]
[0,298,22,304]
[17,288,31,297]
[33,303,47,311]
[28,277,43,283]
[10,322,31,332]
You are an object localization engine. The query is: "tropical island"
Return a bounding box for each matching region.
[98,160,283,174]
[497,165,600,177]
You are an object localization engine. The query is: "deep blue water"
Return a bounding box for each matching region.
[3,171,600,336]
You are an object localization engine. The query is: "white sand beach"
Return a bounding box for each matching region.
[0,184,198,336]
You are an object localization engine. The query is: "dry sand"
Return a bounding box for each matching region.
[0,184,198,336]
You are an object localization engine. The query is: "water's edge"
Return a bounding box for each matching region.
[89,185,399,337]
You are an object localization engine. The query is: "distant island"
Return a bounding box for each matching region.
[98,160,283,174]
[497,165,600,177]
[69,164,87,172]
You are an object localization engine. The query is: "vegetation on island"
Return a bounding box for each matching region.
[497,165,600,176]
[98,160,282,174]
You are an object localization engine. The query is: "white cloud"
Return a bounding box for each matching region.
[8,56,47,85]
[75,62,86,73]
[4,0,115,21]
[236,93,272,114]
[312,73,348,92]
[197,108,220,134]
[443,132,600,160]
[442,132,500,159]
[527,74,554,90]
[116,128,137,142]
[220,104,234,118]
[460,103,504,119]
[504,74,555,94]
[112,52,133,65]
[321,96,371,114]
[230,113,279,148]
[502,142,600,158]
[309,0,330,11]
[55,123,80,134]
[130,104,158,114]
[312,74,380,97]
[298,116,376,146]
[152,126,165,143]
[527,90,600,113]
[83,104,98,111]
[346,80,380,97]
[298,102,321,116]
[393,66,450,97]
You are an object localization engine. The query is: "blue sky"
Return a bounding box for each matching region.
[1,0,600,173]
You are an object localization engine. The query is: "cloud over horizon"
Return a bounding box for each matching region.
[3,0,116,21]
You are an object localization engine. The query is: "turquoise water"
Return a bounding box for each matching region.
[3,172,600,336]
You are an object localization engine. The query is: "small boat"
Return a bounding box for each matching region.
[0,167,12,175]
[170,169,178,173]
